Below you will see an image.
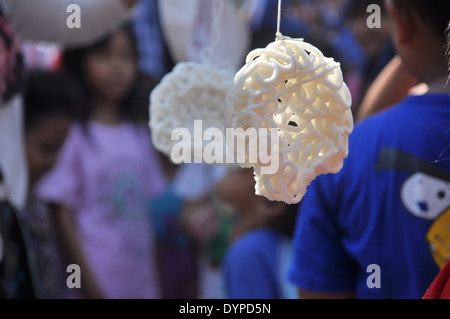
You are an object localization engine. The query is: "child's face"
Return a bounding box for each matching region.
[26,116,71,187]
[215,167,257,210]
[83,30,137,103]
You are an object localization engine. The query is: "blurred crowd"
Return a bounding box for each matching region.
[0,0,449,299]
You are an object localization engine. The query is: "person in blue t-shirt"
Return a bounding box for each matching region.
[215,167,299,299]
[288,0,450,299]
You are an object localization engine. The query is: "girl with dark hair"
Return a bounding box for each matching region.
[35,23,167,299]
[62,23,149,126]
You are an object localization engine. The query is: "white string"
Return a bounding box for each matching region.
[276,0,282,40]
[210,0,223,57]
[201,0,225,64]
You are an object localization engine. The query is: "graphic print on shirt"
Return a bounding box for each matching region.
[401,173,450,269]
[375,148,450,269]
[98,159,147,223]
[97,158,150,257]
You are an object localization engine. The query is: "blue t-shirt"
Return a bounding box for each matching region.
[288,94,450,299]
[223,228,297,299]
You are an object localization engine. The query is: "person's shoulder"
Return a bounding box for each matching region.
[224,229,282,273]
[68,121,84,133]
[65,121,91,146]
[229,229,281,256]
[354,93,450,136]
[127,121,153,140]
[356,101,402,126]
[241,228,282,242]
[359,93,449,122]
[351,97,411,139]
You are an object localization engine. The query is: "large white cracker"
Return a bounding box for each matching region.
[225,36,354,204]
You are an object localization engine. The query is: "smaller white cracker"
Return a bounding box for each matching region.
[149,61,235,161]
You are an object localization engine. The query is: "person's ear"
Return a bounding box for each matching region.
[385,0,415,45]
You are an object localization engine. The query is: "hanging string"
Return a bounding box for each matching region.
[276,0,283,40]
[201,0,225,64]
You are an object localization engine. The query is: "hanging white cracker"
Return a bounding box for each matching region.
[150,61,235,159]
[225,34,354,204]
[149,0,244,162]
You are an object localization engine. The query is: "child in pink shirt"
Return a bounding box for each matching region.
[36,23,166,299]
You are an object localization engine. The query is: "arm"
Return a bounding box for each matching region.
[54,204,105,299]
[288,173,358,298]
[356,55,418,122]
[3,0,138,46]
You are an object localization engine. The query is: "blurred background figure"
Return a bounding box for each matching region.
[288,0,450,299]
[215,167,299,299]
[147,177,199,299]
[172,162,231,299]
[20,70,80,299]
[132,0,199,299]
[343,0,395,115]
[35,22,167,299]
[4,0,439,300]
[140,0,251,299]
[0,0,139,299]
[0,0,137,211]
[132,0,174,94]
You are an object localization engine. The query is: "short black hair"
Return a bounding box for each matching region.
[394,0,450,39]
[61,22,148,125]
[23,69,81,130]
